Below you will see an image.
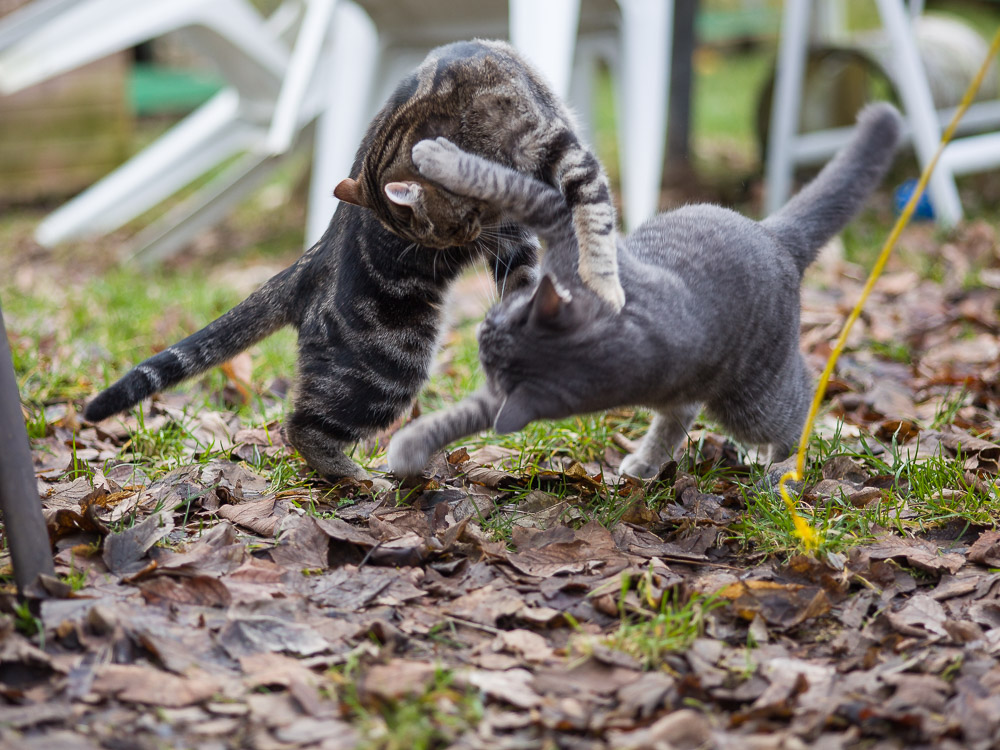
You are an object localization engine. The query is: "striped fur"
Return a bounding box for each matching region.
[346,39,624,310]
[84,40,615,480]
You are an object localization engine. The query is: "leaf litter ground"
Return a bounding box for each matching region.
[4,222,1000,749]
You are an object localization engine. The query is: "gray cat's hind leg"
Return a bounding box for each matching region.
[388,387,500,477]
[723,354,811,468]
[619,402,700,478]
[763,441,796,464]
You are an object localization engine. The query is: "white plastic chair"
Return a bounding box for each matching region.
[1,0,674,257]
[308,0,674,243]
[765,0,1000,227]
[0,0,300,257]
[0,0,77,53]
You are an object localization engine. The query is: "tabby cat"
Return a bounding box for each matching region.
[84,39,622,480]
[387,103,902,477]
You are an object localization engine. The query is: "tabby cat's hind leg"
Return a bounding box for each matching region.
[284,414,370,481]
[619,403,700,478]
[284,348,377,481]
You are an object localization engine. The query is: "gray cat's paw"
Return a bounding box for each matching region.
[387,427,433,478]
[619,453,661,479]
[412,137,462,183]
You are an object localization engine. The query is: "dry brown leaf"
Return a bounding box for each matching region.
[460,668,542,709]
[887,594,950,638]
[866,537,966,576]
[607,708,712,750]
[715,580,832,628]
[215,496,284,537]
[968,530,1000,568]
[93,665,220,707]
[361,659,438,702]
[445,584,525,626]
[139,575,232,608]
[102,510,173,577]
[217,614,330,659]
[492,629,554,664]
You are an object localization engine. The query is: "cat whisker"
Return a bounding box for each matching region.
[498,258,512,300]
[476,251,498,306]
[398,242,418,263]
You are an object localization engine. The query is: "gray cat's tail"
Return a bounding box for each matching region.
[84,262,301,423]
[763,102,902,273]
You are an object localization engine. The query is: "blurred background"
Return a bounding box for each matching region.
[2,0,999,425]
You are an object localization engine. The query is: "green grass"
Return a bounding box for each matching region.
[4,266,296,411]
[12,601,43,646]
[7,0,1000,552]
[332,657,484,750]
[731,425,999,557]
[416,311,997,557]
[586,571,722,671]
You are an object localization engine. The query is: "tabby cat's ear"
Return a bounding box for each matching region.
[334,178,364,207]
[494,389,536,434]
[384,181,423,207]
[529,274,571,326]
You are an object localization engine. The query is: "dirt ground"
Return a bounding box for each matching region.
[3,201,1000,749]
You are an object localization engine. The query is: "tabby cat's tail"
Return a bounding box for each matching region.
[84,263,300,423]
[763,102,902,274]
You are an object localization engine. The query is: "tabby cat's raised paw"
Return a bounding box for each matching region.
[588,274,626,311]
[412,137,463,185]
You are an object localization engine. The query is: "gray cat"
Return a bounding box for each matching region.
[388,103,902,478]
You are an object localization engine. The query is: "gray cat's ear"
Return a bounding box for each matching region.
[384,181,423,207]
[529,273,571,326]
[334,178,365,206]
[494,390,535,434]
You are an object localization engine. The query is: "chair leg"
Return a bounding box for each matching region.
[0,0,286,95]
[875,0,962,226]
[567,37,597,145]
[306,0,379,246]
[266,0,338,156]
[509,0,580,99]
[0,0,77,54]
[617,0,672,230]
[0,306,55,595]
[765,0,811,216]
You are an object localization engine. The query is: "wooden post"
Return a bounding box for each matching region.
[0,304,54,594]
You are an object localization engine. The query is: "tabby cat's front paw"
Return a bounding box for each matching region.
[387,426,434,478]
[581,269,626,312]
[597,280,626,312]
[412,137,463,184]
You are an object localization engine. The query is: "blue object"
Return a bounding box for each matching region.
[893,178,935,221]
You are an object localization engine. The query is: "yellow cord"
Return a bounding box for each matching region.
[778,26,1000,552]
